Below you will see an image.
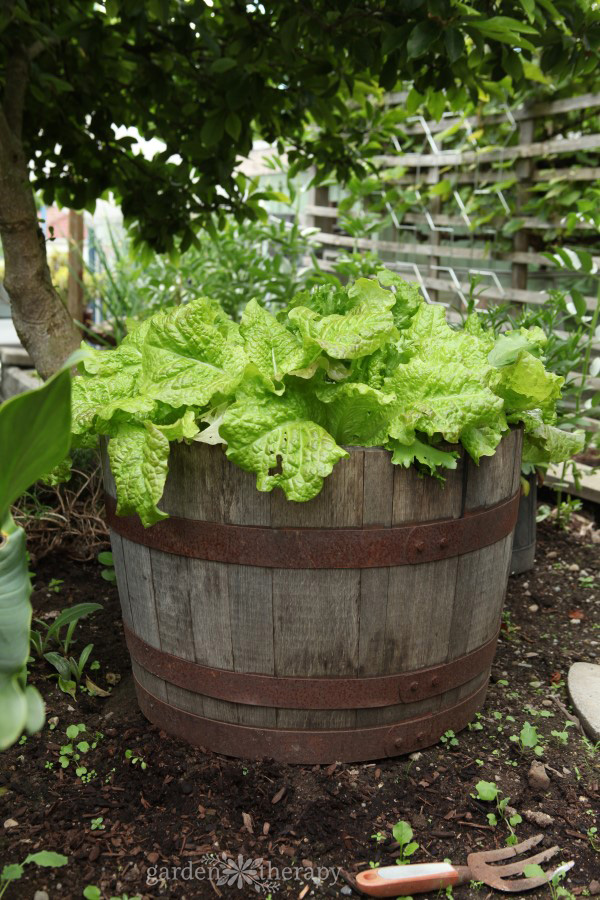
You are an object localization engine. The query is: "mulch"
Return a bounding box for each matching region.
[1,514,599,899]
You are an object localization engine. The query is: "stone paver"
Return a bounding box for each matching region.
[568,662,600,741]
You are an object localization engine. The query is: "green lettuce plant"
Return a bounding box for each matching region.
[71,271,584,526]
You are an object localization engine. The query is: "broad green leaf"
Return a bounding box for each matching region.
[386,359,505,445]
[475,780,499,802]
[1,863,24,881]
[139,300,247,407]
[108,423,171,527]
[221,376,347,501]
[240,299,320,385]
[520,721,540,748]
[519,413,584,466]
[317,381,396,446]
[0,366,71,518]
[460,423,505,463]
[288,278,396,360]
[23,851,68,868]
[0,674,27,751]
[491,354,563,418]
[392,820,414,846]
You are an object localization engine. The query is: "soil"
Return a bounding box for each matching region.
[1,516,599,900]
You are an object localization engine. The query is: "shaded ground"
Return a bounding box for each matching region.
[1,516,599,899]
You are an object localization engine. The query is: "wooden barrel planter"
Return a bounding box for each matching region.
[101,427,522,764]
[510,473,537,575]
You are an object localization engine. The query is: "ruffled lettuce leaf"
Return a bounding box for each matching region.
[385,358,505,447]
[220,374,347,501]
[388,436,459,476]
[240,299,320,386]
[514,410,585,467]
[490,353,563,419]
[139,300,247,407]
[287,277,396,359]
[316,381,396,446]
[376,268,424,330]
[488,327,546,368]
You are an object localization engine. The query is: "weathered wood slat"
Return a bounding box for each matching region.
[376,132,600,168]
[107,434,520,763]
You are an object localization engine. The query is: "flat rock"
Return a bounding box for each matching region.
[568,662,600,740]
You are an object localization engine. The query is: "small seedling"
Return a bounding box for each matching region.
[440,729,459,748]
[48,577,64,593]
[30,602,102,658]
[90,817,105,831]
[392,821,419,865]
[510,722,544,756]
[587,826,599,852]
[98,550,117,582]
[0,851,68,898]
[371,831,386,843]
[523,863,576,900]
[472,781,521,844]
[124,748,147,770]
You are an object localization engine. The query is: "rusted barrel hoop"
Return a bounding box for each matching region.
[133,676,489,764]
[125,624,500,709]
[105,489,520,569]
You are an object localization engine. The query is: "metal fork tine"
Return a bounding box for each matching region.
[471,834,544,862]
[492,874,556,892]
[492,846,560,877]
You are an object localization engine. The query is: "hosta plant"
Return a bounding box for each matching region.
[71,271,584,526]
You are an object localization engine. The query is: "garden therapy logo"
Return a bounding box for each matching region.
[146,852,341,892]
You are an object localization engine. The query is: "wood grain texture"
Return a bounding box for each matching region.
[107,431,521,755]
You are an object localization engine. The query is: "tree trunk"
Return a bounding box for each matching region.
[0,51,80,379]
[0,156,81,379]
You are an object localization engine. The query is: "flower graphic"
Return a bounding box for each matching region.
[216,855,268,892]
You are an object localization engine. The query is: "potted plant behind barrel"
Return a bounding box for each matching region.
[69,271,583,764]
[481,291,598,574]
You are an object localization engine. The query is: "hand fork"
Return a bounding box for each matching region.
[356,834,575,896]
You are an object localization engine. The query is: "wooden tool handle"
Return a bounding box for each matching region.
[356,862,470,896]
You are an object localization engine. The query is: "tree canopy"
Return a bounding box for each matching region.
[1,0,600,375]
[3,0,600,252]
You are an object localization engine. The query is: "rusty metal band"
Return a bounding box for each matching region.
[133,676,489,763]
[124,624,499,708]
[104,489,519,569]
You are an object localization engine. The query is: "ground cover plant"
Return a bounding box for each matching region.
[71,271,584,525]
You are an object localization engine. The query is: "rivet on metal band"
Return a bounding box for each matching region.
[105,490,520,570]
[133,677,489,764]
[124,624,499,709]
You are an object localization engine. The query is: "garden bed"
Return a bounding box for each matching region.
[1,518,599,900]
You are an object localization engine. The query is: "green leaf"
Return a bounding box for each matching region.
[0,366,72,518]
[520,721,540,748]
[83,887,102,900]
[392,821,414,847]
[23,851,68,868]
[475,780,499,802]
[221,376,347,502]
[388,437,459,476]
[225,112,242,141]
[107,423,170,527]
[288,278,396,359]
[491,354,563,419]
[240,299,320,385]
[317,382,396,447]
[97,551,114,566]
[139,300,247,408]
[407,21,439,59]
[209,57,236,74]
[1,863,24,881]
[444,28,465,62]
